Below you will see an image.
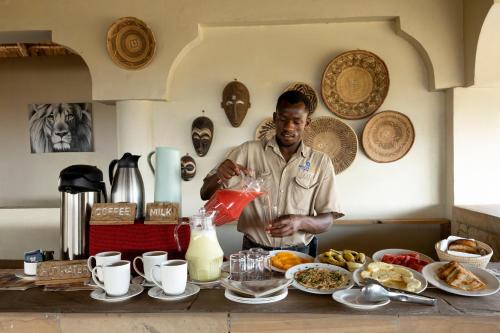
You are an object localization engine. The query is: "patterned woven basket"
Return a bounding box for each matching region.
[434,240,493,268]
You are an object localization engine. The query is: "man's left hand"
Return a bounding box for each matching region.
[266,215,303,237]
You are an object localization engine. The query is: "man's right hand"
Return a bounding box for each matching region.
[216,159,250,182]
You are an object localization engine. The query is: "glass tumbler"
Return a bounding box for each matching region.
[229,253,246,281]
[247,253,265,280]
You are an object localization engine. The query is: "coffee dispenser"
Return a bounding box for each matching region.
[59,165,107,260]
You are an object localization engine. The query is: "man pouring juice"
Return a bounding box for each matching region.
[200,90,344,256]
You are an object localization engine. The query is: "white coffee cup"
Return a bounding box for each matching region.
[151,260,187,295]
[87,251,121,282]
[133,251,168,283]
[91,260,131,297]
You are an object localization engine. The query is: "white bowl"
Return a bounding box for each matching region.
[285,262,353,295]
[353,263,428,294]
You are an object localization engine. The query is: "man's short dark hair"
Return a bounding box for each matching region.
[276,90,311,114]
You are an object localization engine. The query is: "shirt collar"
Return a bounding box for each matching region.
[264,136,309,158]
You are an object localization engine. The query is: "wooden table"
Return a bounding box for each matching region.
[0,262,498,333]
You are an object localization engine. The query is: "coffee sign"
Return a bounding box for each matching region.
[145,202,179,224]
[36,260,90,285]
[90,203,136,225]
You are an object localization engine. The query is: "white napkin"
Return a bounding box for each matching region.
[439,236,481,258]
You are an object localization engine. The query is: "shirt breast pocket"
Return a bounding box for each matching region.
[290,176,318,211]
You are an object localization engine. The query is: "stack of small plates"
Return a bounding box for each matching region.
[224,287,288,304]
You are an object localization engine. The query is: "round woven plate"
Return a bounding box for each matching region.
[255,117,276,142]
[107,17,156,70]
[362,111,414,163]
[321,50,389,120]
[284,82,318,114]
[303,117,357,174]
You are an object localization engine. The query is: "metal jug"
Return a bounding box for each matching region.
[109,153,145,219]
[59,165,107,260]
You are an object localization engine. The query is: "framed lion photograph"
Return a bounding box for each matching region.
[28,103,94,153]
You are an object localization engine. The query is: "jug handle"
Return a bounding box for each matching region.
[100,182,108,203]
[109,159,119,185]
[173,218,189,253]
[147,151,156,175]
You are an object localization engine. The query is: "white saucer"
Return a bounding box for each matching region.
[332,289,390,310]
[224,287,288,304]
[14,272,37,281]
[148,283,200,301]
[132,275,155,287]
[90,284,143,302]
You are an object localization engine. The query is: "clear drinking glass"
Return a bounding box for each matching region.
[259,250,273,279]
[229,253,246,281]
[247,253,265,280]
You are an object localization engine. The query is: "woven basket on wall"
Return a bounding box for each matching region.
[434,240,493,268]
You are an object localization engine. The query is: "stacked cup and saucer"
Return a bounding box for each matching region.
[90,259,143,302]
[148,260,200,301]
[132,251,168,287]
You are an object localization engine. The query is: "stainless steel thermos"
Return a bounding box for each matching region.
[109,153,145,219]
[59,165,107,260]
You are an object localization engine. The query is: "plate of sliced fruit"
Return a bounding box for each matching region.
[372,249,433,272]
[269,250,314,273]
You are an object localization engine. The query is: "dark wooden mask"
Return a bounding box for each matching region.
[221,79,251,127]
[191,115,214,157]
[180,153,196,181]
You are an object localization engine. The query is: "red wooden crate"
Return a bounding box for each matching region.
[89,223,190,262]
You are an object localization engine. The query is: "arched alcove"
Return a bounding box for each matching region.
[0,33,117,208]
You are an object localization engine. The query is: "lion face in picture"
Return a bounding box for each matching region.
[29,103,93,153]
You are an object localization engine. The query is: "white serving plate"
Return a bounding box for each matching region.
[285,262,353,295]
[353,263,428,294]
[332,289,390,310]
[422,261,500,297]
[224,287,288,304]
[372,248,434,264]
[269,250,314,273]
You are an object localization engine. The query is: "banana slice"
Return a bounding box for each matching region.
[360,270,372,279]
[392,266,413,278]
[367,262,393,272]
[404,277,422,292]
[346,261,363,272]
[371,270,392,283]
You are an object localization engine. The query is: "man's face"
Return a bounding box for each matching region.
[274,102,310,147]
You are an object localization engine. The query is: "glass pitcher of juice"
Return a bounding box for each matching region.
[184,208,224,282]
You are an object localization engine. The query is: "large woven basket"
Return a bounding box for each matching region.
[434,240,493,268]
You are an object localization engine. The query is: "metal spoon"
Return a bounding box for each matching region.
[361,282,437,306]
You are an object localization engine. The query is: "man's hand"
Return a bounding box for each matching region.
[266,214,303,237]
[216,159,250,182]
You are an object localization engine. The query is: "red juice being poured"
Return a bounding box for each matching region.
[204,189,264,226]
[205,177,265,225]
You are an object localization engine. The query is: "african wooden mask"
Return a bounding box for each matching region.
[191,114,214,157]
[221,79,251,127]
[181,153,196,181]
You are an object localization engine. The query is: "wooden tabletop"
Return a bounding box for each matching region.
[0,262,498,317]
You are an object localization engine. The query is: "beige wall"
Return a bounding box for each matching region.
[157,21,447,220]
[453,87,500,205]
[0,56,117,208]
[0,0,464,101]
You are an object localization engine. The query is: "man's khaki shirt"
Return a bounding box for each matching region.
[207,137,344,247]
